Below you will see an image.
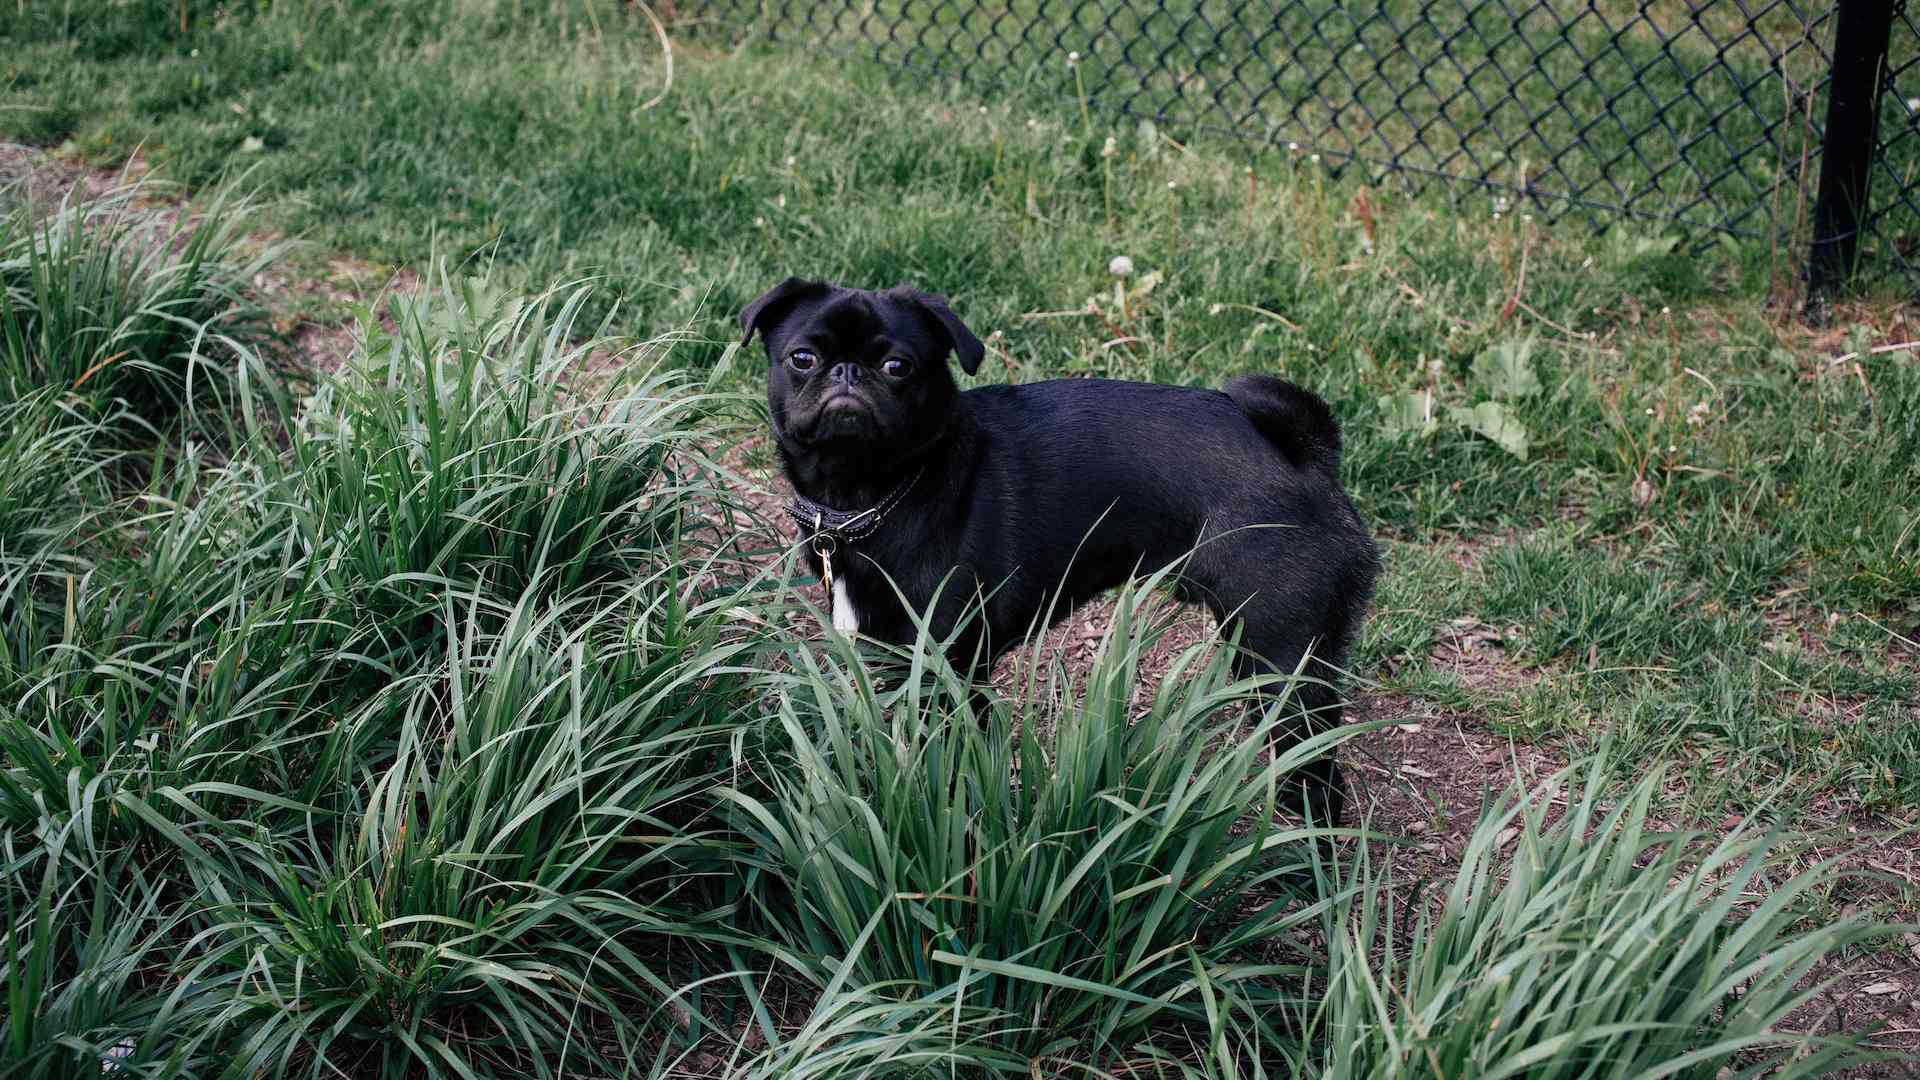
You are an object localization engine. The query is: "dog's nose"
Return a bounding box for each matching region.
[830,361,863,386]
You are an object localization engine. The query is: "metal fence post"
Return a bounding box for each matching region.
[1808,0,1897,299]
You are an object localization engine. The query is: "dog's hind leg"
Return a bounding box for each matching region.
[1206,585,1353,828]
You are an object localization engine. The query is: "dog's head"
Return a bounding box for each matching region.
[740,278,984,456]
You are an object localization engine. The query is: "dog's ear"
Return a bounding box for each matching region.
[739,277,830,347]
[891,284,985,375]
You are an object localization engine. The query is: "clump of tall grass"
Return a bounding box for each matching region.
[3,867,205,1079]
[286,272,723,665]
[1297,756,1895,1079]
[0,389,128,677]
[1,272,772,1078]
[0,181,279,423]
[725,569,1357,1064]
[170,581,765,1077]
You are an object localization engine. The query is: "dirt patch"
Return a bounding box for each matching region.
[0,141,145,206]
[253,257,421,375]
[1426,616,1546,694]
[1,145,414,379]
[1345,695,1561,868]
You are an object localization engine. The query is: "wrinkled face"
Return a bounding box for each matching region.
[742,282,983,456]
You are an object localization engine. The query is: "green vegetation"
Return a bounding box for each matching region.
[1314,758,1889,1078]
[1,1,1914,1075]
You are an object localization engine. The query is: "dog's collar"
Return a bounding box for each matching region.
[784,466,926,545]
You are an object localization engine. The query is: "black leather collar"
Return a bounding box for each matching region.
[783,465,925,545]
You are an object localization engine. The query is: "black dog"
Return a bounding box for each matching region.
[742,278,1377,822]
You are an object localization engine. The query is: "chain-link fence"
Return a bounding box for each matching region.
[684,0,1920,295]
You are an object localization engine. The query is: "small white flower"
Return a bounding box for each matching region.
[785,155,796,167]
[979,105,988,114]
[190,48,200,57]
[1908,96,1920,112]
[776,194,786,208]
[1108,255,1134,276]
[1667,444,1677,453]
[1309,154,1320,164]
[1287,141,1299,151]
[1644,407,1655,415]
[1101,136,1118,159]
[1027,118,1038,129]
[1209,303,1224,315]
[754,216,766,227]
[1661,306,1671,315]
[1067,50,1081,64]
[1167,180,1177,190]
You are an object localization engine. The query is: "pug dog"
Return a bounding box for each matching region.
[742,278,1378,822]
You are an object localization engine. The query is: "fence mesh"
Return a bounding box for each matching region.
[685,0,1920,286]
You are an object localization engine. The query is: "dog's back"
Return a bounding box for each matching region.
[954,374,1375,821]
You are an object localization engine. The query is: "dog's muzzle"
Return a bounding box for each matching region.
[818,394,874,436]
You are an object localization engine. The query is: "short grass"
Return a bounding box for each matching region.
[1,1,1917,1074]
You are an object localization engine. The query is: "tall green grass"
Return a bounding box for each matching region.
[0,228,775,1074]
[1302,758,1896,1078]
[0,182,279,423]
[726,574,1358,1063]
[284,272,729,672]
[170,582,762,1077]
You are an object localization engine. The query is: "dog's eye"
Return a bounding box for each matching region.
[882,357,913,378]
[788,350,818,372]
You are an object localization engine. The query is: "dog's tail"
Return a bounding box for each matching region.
[1223,374,1343,474]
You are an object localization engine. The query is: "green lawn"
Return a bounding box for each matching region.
[2,1,1917,1075]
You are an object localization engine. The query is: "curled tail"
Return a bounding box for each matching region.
[1223,374,1343,474]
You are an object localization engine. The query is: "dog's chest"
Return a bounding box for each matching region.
[813,553,909,641]
[830,577,859,635]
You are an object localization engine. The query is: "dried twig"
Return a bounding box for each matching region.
[1498,220,1531,325]
[632,2,675,110]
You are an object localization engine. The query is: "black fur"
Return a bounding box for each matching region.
[743,279,1379,823]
